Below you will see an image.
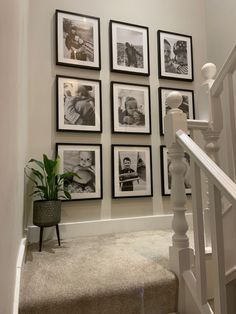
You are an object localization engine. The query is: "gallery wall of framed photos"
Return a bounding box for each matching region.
[27,0,208,222]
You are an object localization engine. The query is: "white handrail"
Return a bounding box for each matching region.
[204,44,236,181]
[187,119,209,130]
[164,90,236,314]
[176,130,236,204]
[176,129,235,314]
[211,44,236,96]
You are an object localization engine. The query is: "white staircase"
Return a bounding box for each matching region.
[165,44,236,314]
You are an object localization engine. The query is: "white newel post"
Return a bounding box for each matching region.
[164,92,194,313]
[199,63,222,248]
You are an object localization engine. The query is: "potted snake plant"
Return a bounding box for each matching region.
[25,154,77,227]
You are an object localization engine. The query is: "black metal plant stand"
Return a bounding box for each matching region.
[33,200,62,252]
[39,224,61,252]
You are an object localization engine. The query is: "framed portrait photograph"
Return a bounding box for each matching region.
[109,20,150,76]
[160,145,191,196]
[56,75,102,132]
[111,82,151,134]
[157,30,194,81]
[158,87,195,135]
[56,10,101,70]
[112,145,153,198]
[56,143,102,201]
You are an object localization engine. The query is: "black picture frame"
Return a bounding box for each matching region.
[111,81,151,134]
[56,143,103,201]
[56,75,102,132]
[112,145,153,198]
[157,30,194,81]
[158,87,195,135]
[110,20,150,76]
[56,10,101,70]
[160,145,191,196]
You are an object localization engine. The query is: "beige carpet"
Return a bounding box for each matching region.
[19,229,182,314]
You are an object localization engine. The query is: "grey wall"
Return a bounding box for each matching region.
[27,0,207,224]
[0,0,28,312]
[205,0,236,69]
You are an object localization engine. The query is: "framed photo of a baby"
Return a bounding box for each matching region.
[56,143,102,200]
[160,145,191,196]
[56,10,101,70]
[110,20,150,76]
[158,87,195,135]
[158,30,194,81]
[56,75,102,132]
[111,82,151,134]
[112,145,153,198]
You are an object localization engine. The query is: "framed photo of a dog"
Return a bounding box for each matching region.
[157,30,193,81]
[56,10,101,70]
[111,81,151,134]
[112,145,153,198]
[110,20,150,76]
[56,143,102,201]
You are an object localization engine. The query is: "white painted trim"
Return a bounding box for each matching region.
[27,213,193,243]
[225,266,236,284]
[176,130,236,204]
[183,270,214,314]
[222,203,232,216]
[13,237,27,314]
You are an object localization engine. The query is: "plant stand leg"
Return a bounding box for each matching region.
[39,227,44,252]
[56,224,61,246]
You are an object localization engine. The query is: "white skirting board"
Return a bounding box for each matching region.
[13,237,27,314]
[27,213,193,243]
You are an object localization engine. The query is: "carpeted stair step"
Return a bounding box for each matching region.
[19,230,178,314]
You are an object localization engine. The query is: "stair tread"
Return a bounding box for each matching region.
[19,229,182,314]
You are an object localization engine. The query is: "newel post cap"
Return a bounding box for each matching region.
[201,63,217,85]
[164,91,188,147]
[166,91,183,109]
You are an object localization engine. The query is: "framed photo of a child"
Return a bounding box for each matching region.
[158,87,195,135]
[110,20,150,76]
[111,82,151,134]
[112,145,153,198]
[56,75,102,132]
[160,145,191,196]
[56,10,101,70]
[56,143,102,200]
[157,30,194,81]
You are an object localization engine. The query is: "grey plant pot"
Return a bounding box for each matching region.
[33,200,61,227]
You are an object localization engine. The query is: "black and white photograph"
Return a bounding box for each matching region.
[56,10,101,70]
[159,87,195,135]
[112,145,153,198]
[110,20,150,75]
[56,143,102,200]
[158,30,193,81]
[111,82,151,134]
[57,75,102,132]
[160,145,191,196]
